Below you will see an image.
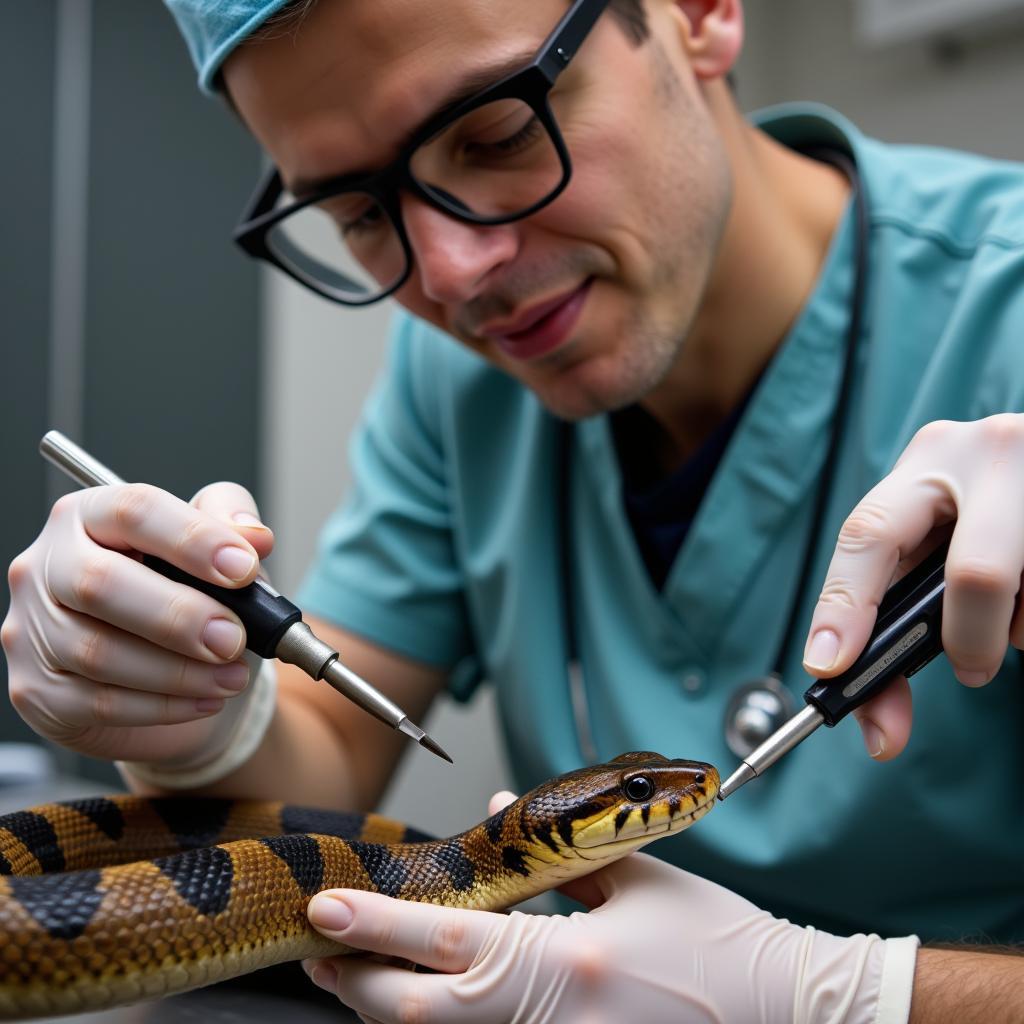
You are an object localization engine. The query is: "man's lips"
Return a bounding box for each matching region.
[476,281,592,361]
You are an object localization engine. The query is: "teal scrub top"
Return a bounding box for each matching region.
[299,104,1024,943]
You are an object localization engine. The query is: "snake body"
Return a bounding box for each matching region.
[0,751,718,1019]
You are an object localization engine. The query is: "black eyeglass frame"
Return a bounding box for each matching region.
[233,0,611,306]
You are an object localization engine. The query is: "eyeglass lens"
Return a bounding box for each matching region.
[265,98,565,302]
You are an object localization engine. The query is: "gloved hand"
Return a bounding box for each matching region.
[803,413,1024,760]
[2,480,273,768]
[303,795,919,1024]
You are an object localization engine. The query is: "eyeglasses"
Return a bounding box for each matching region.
[233,0,611,306]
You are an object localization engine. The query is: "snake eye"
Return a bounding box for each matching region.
[694,772,706,785]
[624,775,655,802]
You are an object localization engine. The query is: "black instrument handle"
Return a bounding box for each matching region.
[142,556,302,659]
[803,541,948,726]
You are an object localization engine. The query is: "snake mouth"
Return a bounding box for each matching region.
[572,795,716,860]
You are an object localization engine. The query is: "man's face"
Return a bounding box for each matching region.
[225,0,733,420]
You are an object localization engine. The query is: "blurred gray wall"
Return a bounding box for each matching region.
[739,0,1024,161]
[1,1,261,780]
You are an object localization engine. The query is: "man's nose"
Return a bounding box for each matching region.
[400,194,519,306]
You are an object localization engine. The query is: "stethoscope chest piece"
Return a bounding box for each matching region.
[723,674,799,759]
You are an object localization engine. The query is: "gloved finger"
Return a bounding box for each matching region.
[304,956,388,1023]
[940,480,1024,685]
[557,854,670,911]
[556,869,609,910]
[588,852,765,920]
[852,674,912,761]
[44,549,248,663]
[329,957,461,1024]
[41,611,249,697]
[305,957,338,992]
[19,671,225,729]
[487,790,517,815]
[75,484,260,588]
[803,472,953,678]
[307,890,502,974]
[191,481,275,561]
[561,852,665,910]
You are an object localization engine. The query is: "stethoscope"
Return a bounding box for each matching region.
[558,147,869,765]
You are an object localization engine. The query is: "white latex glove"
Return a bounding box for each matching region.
[2,480,274,768]
[803,413,1024,760]
[303,795,919,1024]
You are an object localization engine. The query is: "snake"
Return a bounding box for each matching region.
[0,750,718,1019]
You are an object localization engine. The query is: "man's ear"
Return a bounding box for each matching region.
[672,0,743,79]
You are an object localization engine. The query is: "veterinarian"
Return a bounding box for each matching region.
[5,0,1024,1018]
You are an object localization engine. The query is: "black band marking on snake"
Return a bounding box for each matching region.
[152,798,233,851]
[154,846,234,917]
[429,840,475,892]
[260,835,324,896]
[349,841,408,898]
[558,799,605,849]
[281,806,364,840]
[71,797,126,842]
[281,806,431,845]
[1,811,64,873]
[502,845,530,877]
[8,870,104,940]
[536,825,561,855]
[485,804,509,845]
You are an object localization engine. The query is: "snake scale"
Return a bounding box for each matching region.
[0,751,718,1018]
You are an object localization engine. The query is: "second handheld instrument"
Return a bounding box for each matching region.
[718,540,948,799]
[40,430,452,763]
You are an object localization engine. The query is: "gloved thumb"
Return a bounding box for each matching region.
[191,481,275,561]
[488,790,518,815]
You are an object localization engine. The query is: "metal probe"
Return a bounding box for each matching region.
[718,540,949,800]
[39,430,452,764]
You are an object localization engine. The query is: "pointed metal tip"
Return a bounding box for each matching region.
[419,733,454,764]
[717,761,756,801]
[395,717,453,763]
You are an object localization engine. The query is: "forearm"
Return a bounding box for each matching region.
[197,677,368,807]
[909,946,1024,1023]
[121,674,365,808]
[122,622,447,810]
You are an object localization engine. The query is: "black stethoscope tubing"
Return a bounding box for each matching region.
[557,148,869,765]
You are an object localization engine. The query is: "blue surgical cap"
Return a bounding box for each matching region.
[163,0,296,95]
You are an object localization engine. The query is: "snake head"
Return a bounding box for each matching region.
[515,752,719,863]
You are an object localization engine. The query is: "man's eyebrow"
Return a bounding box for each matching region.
[288,51,535,196]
